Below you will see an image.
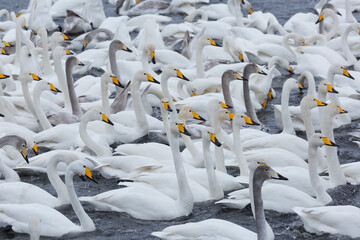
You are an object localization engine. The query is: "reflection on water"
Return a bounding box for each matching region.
[0,0,360,239]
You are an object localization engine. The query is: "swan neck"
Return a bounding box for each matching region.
[0,159,20,182]
[131,79,149,134]
[79,115,110,156]
[202,136,224,199]
[66,58,82,118]
[65,168,95,231]
[169,122,194,215]
[47,155,70,204]
[300,103,314,140]
[326,12,339,40]
[181,134,202,166]
[40,30,53,75]
[243,78,260,123]
[281,81,295,134]
[32,85,53,130]
[196,42,205,78]
[54,53,71,111]
[233,120,248,176]
[20,79,38,120]
[101,77,110,116]
[253,176,268,240]
[308,144,332,203]
[342,26,357,64]
[222,74,235,113]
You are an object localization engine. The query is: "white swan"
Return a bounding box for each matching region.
[0,151,87,207]
[0,160,96,237]
[293,205,360,238]
[152,164,288,240]
[79,112,194,220]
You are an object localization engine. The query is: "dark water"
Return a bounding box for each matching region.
[0,0,360,239]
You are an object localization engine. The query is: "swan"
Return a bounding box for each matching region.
[82,28,114,50]
[0,135,33,165]
[218,133,338,213]
[63,10,92,34]
[0,151,88,207]
[79,113,194,220]
[0,160,96,237]
[152,164,288,240]
[32,80,62,130]
[320,102,347,186]
[293,205,360,238]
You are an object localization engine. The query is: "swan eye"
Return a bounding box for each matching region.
[83,165,86,168]
[265,169,268,172]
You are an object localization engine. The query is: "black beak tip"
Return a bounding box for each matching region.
[337,11,342,16]
[86,176,98,184]
[24,156,29,164]
[167,107,173,112]
[0,113,4,117]
[252,121,260,126]
[126,48,133,53]
[107,120,114,126]
[227,105,234,109]
[78,62,85,66]
[82,46,86,51]
[214,141,222,147]
[349,75,355,80]
[275,173,288,181]
[151,58,156,64]
[78,175,86,181]
[315,20,320,24]
[153,79,160,84]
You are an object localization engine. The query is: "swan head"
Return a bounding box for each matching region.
[216,108,234,122]
[134,70,160,84]
[309,133,339,148]
[160,98,173,112]
[83,108,114,126]
[341,67,354,80]
[316,8,339,24]
[69,160,98,184]
[243,63,267,79]
[175,121,191,136]
[254,165,288,184]
[111,40,132,53]
[21,71,42,82]
[234,113,260,126]
[222,70,246,81]
[146,44,156,64]
[161,65,190,81]
[325,102,348,118]
[202,127,222,147]
[318,80,338,95]
[53,46,73,58]
[178,106,206,122]
[219,101,233,109]
[102,72,123,88]
[199,35,220,47]
[0,135,30,163]
[300,96,327,109]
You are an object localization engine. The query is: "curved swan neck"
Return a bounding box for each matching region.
[242,76,260,124]
[169,120,194,214]
[298,71,316,97]
[222,71,236,113]
[342,25,357,64]
[65,167,95,231]
[79,114,112,156]
[185,9,208,22]
[0,159,20,182]
[66,57,82,118]
[202,134,224,199]
[32,83,53,130]
[325,10,339,40]
[47,154,70,205]
[181,134,203,167]
[20,76,38,121]
[109,41,122,94]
